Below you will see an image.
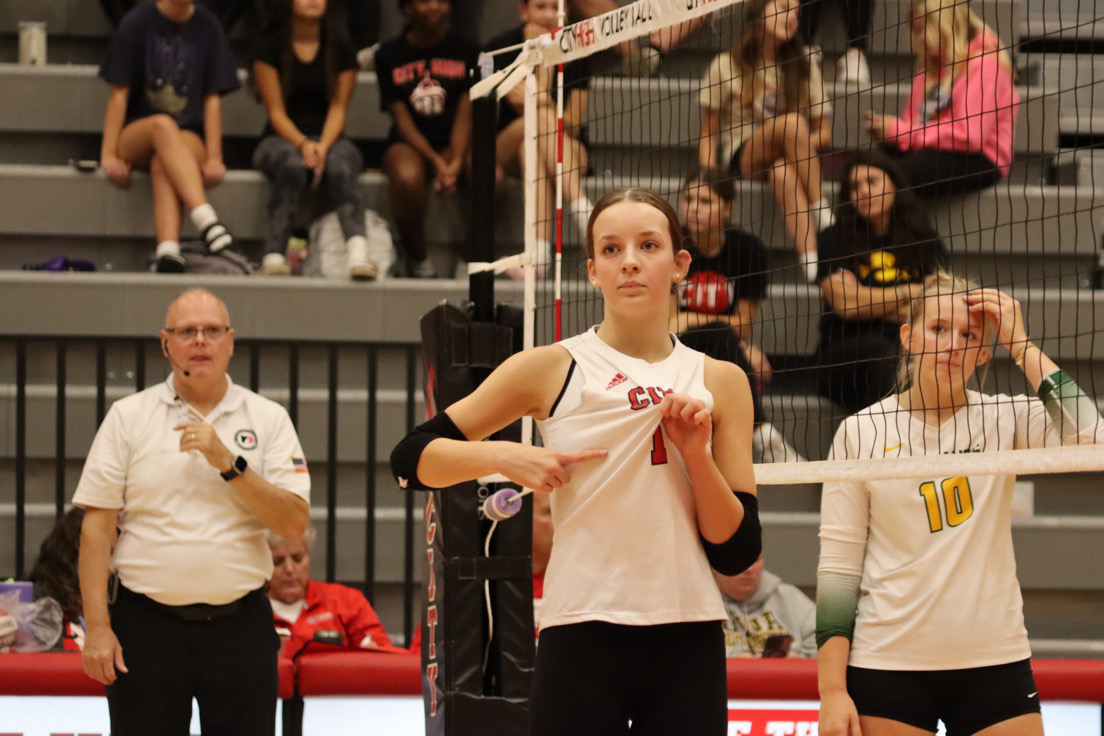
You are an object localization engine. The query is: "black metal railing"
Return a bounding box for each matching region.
[2,334,423,645]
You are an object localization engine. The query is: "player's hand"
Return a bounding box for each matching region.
[658,392,712,460]
[200,158,226,186]
[819,691,863,736]
[435,156,462,195]
[965,287,1028,354]
[286,243,308,272]
[174,420,234,473]
[741,341,772,384]
[498,443,607,492]
[863,111,893,141]
[83,624,127,685]
[102,155,131,187]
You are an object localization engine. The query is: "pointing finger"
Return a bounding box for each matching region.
[559,449,608,466]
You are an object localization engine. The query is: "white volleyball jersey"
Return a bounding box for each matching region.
[536,328,727,630]
[819,390,1098,670]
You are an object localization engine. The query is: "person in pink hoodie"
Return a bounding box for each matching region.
[864,0,1019,198]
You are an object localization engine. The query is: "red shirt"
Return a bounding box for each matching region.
[273,580,399,659]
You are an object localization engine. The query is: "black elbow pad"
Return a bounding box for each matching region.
[700,491,761,575]
[389,412,467,491]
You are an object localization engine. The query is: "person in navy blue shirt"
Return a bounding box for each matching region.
[99,0,241,272]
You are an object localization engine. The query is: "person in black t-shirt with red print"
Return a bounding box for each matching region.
[671,168,769,420]
[375,0,477,278]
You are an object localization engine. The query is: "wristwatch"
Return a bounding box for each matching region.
[220,455,248,481]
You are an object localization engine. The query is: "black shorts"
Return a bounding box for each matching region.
[727,141,748,179]
[847,659,1041,736]
[530,620,728,736]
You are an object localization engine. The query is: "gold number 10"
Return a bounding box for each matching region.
[918,476,974,533]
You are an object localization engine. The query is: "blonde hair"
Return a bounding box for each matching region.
[911,0,1013,97]
[732,0,812,120]
[896,271,993,391]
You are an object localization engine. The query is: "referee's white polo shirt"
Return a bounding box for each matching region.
[74,376,311,606]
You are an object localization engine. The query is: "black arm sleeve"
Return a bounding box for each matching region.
[699,491,761,575]
[389,411,468,491]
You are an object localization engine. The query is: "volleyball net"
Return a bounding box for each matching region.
[476,0,1104,483]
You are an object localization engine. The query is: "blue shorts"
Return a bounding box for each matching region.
[846,659,1041,736]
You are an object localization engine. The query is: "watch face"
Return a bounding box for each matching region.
[235,455,248,472]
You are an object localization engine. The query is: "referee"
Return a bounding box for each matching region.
[75,288,311,736]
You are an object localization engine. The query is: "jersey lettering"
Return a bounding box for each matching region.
[650,426,668,465]
[918,476,975,533]
[628,385,673,411]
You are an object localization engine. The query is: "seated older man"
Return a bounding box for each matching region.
[267,526,398,658]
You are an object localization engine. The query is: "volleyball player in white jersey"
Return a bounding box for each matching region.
[816,272,1104,736]
[391,188,761,735]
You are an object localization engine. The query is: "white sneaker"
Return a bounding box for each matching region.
[837,48,871,88]
[346,236,379,281]
[259,252,291,276]
[357,43,379,72]
[812,201,835,232]
[800,249,820,284]
[614,45,661,77]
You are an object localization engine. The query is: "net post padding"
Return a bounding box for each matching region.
[418,302,533,736]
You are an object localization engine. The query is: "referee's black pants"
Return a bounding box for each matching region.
[106,585,280,736]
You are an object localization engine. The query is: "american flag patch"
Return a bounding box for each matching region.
[292,457,309,473]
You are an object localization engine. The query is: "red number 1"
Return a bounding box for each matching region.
[651,427,668,465]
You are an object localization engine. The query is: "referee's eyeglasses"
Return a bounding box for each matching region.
[164,325,231,342]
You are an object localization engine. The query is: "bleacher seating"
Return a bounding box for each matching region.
[2,0,1104,663]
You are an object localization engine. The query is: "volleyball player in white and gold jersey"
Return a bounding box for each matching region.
[391,188,761,735]
[816,273,1104,736]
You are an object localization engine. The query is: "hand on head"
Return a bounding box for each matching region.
[964,287,1027,353]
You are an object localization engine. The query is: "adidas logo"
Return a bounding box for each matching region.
[605,373,627,391]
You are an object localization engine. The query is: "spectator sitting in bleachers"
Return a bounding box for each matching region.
[486,0,593,280]
[671,167,769,409]
[864,0,1019,198]
[799,0,873,87]
[715,552,816,658]
[815,150,947,413]
[672,168,803,463]
[699,0,834,284]
[568,0,704,75]
[267,526,399,659]
[99,0,241,273]
[251,0,377,279]
[28,508,86,652]
[375,0,478,279]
